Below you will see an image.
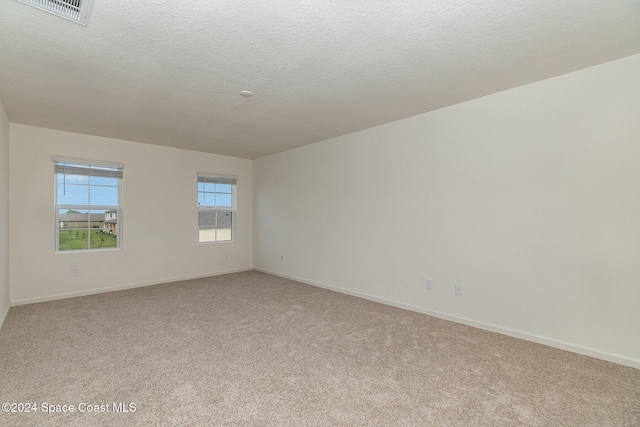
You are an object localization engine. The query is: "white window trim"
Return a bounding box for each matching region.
[54,157,123,253]
[197,173,237,244]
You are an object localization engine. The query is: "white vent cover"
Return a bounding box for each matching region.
[16,0,94,25]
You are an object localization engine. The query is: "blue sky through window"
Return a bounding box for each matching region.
[57,174,118,206]
[197,183,232,208]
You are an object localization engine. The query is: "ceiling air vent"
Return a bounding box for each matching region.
[16,0,94,25]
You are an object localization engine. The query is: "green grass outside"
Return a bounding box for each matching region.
[59,229,117,251]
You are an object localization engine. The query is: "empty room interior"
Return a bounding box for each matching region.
[1,0,640,425]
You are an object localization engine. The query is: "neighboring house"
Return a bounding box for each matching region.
[198,209,233,241]
[59,212,105,230]
[198,210,216,229]
[104,210,118,235]
[198,210,232,228]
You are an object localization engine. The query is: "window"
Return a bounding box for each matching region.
[54,158,123,251]
[198,173,236,242]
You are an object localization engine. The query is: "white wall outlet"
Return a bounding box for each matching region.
[425,279,432,290]
[224,253,229,259]
[280,254,284,262]
[71,267,78,276]
[455,284,462,296]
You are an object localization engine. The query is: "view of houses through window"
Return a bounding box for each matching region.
[54,160,122,251]
[54,163,237,249]
[198,173,236,242]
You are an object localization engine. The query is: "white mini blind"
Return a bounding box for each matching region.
[54,161,123,179]
[15,0,94,25]
[197,174,237,186]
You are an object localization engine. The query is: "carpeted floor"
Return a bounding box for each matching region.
[0,271,638,426]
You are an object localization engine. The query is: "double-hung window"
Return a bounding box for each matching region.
[54,158,123,251]
[198,173,236,242]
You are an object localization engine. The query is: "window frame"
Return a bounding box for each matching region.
[197,173,237,243]
[54,157,123,253]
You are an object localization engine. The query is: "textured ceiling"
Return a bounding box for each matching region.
[1,0,639,159]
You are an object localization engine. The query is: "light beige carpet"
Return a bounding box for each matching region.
[0,271,638,426]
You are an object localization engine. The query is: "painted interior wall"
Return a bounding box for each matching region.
[9,125,253,304]
[0,99,9,326]
[254,54,640,367]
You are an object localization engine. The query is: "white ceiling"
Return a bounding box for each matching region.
[1,0,639,159]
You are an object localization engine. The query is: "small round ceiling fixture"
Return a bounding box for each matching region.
[240,90,253,97]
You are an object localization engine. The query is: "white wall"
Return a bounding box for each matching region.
[254,54,640,368]
[0,99,9,327]
[10,125,253,304]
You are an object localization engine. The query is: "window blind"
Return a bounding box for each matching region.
[197,174,237,186]
[54,161,123,179]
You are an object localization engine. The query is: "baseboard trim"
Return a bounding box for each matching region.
[11,268,253,307]
[254,268,640,370]
[0,303,9,331]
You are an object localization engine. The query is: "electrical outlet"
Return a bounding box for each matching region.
[224,253,229,260]
[280,254,284,262]
[455,284,462,296]
[425,279,432,290]
[71,267,78,276]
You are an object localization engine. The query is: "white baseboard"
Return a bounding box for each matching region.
[11,268,253,307]
[254,268,640,370]
[0,303,9,331]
